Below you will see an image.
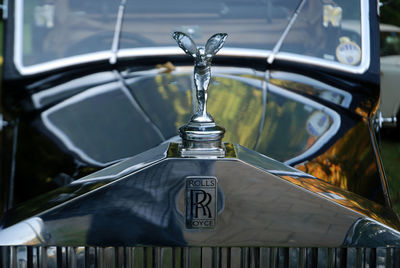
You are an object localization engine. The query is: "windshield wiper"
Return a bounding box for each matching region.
[255,0,307,150]
[110,0,127,65]
[267,0,307,64]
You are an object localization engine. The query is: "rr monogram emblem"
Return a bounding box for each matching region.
[191,190,212,218]
[185,176,217,229]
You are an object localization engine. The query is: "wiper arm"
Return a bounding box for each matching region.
[267,0,307,64]
[110,0,127,65]
[255,0,307,149]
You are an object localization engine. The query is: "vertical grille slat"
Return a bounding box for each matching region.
[245,247,251,268]
[204,248,209,268]
[310,248,318,268]
[298,248,306,268]
[230,248,240,268]
[94,247,98,268]
[355,248,362,268]
[16,246,27,268]
[386,247,393,268]
[179,247,184,268]
[1,247,10,268]
[252,247,260,268]
[327,248,334,268]
[340,247,347,268]
[394,248,400,268]
[189,247,199,268]
[97,247,104,268]
[34,247,40,268]
[2,246,400,267]
[56,247,62,268]
[227,247,231,268]
[114,247,120,268]
[26,246,33,268]
[172,247,176,268]
[132,247,142,268]
[369,248,377,268]
[377,248,387,267]
[184,247,190,268]
[239,247,244,268]
[10,246,17,268]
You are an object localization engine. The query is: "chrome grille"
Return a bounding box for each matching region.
[1,246,399,267]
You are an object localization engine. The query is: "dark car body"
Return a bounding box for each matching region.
[1,0,399,266]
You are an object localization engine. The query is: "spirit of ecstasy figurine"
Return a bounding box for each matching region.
[173,32,228,123]
[172,31,228,157]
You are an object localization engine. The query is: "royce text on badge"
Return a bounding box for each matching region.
[185,176,217,229]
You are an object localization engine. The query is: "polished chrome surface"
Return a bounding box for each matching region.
[0,218,46,246]
[1,143,398,247]
[279,174,400,230]
[1,246,399,267]
[72,142,170,184]
[173,32,227,157]
[179,123,225,158]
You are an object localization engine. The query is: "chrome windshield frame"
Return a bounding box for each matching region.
[14,0,370,76]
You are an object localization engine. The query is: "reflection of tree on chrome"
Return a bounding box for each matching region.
[173,32,227,123]
[296,122,386,207]
[280,175,400,230]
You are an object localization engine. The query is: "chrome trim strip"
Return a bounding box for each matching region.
[14,0,370,76]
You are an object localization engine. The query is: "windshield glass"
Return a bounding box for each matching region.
[16,0,364,73]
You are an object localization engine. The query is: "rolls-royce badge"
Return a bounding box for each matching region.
[185,176,218,229]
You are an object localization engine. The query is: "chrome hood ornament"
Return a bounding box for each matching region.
[173,32,228,157]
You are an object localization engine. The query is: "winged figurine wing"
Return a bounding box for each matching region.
[205,33,228,56]
[172,32,197,57]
